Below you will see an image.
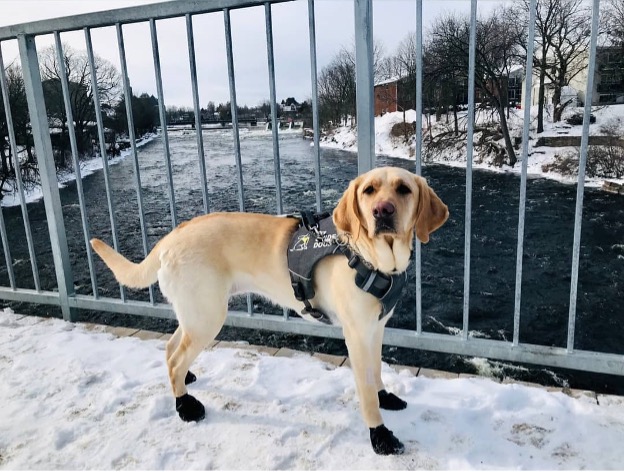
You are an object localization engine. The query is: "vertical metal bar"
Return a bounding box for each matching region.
[513,0,537,346]
[54,32,98,298]
[568,0,600,352]
[224,8,252,315]
[0,46,40,291]
[263,2,288,321]
[0,207,14,289]
[17,34,74,320]
[462,0,478,340]
[414,0,423,335]
[353,0,375,174]
[264,2,283,216]
[116,22,154,304]
[150,18,177,228]
[85,27,126,301]
[0,49,19,289]
[186,14,210,215]
[307,0,322,212]
[224,10,245,213]
[414,0,423,175]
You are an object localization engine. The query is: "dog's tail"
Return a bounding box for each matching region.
[90,238,160,289]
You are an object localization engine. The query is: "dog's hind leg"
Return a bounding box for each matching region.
[166,295,228,423]
[166,327,197,385]
[372,321,407,411]
[168,331,208,422]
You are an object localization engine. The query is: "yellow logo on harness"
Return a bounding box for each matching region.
[291,234,310,251]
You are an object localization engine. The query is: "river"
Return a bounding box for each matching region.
[2,127,623,392]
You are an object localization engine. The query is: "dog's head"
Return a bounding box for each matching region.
[333,166,449,245]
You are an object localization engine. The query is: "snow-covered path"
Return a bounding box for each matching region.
[1,309,623,470]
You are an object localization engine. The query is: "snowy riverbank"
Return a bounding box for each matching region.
[1,132,158,208]
[319,106,624,191]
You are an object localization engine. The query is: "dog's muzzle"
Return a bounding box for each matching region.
[373,201,396,235]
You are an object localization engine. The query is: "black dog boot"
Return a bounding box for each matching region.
[176,394,205,422]
[185,371,197,385]
[378,389,407,411]
[370,424,405,455]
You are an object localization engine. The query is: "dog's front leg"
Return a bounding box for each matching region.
[343,325,405,455]
[372,320,407,411]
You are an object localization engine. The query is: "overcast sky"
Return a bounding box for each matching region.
[0,0,504,108]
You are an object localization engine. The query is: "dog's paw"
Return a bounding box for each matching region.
[378,389,407,411]
[175,394,205,422]
[369,424,405,455]
[185,371,197,385]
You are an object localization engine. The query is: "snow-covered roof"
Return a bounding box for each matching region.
[509,65,524,76]
[374,75,408,87]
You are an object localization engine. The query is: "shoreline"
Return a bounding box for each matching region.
[0,132,158,208]
[317,107,624,194]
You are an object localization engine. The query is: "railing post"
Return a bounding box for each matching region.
[17,34,75,321]
[567,0,601,353]
[462,0,478,340]
[513,0,537,346]
[307,0,323,212]
[353,0,375,174]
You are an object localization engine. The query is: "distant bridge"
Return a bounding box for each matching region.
[168,117,260,127]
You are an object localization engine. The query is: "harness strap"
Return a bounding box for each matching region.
[301,210,330,231]
[301,299,332,325]
[337,245,407,318]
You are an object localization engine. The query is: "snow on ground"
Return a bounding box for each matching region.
[1,133,157,208]
[320,105,624,190]
[2,308,624,470]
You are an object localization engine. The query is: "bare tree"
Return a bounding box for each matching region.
[318,49,356,126]
[603,0,624,46]
[38,43,120,164]
[318,41,386,128]
[423,29,471,136]
[429,7,525,166]
[0,63,39,199]
[546,0,591,122]
[390,34,418,126]
[518,0,591,129]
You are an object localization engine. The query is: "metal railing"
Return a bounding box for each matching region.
[0,0,621,378]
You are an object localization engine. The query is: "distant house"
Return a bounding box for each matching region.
[522,46,624,107]
[594,46,624,104]
[374,76,413,116]
[280,98,300,113]
[507,67,524,107]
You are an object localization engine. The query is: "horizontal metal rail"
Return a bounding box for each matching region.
[0,0,621,383]
[0,0,294,41]
[3,281,618,377]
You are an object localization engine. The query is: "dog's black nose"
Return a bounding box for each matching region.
[373,201,395,219]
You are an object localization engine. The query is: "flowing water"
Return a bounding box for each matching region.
[2,127,624,392]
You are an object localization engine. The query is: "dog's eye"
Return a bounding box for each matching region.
[396,183,411,195]
[363,185,375,195]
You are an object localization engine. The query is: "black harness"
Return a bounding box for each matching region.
[287,211,408,325]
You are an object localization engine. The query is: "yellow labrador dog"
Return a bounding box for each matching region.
[90,166,448,455]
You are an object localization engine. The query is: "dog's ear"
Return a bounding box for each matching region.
[413,176,449,244]
[333,175,364,242]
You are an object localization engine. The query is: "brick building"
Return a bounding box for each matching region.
[374,76,413,116]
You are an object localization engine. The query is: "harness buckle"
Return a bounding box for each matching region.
[291,281,306,302]
[302,306,332,325]
[348,253,360,269]
[301,210,318,231]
